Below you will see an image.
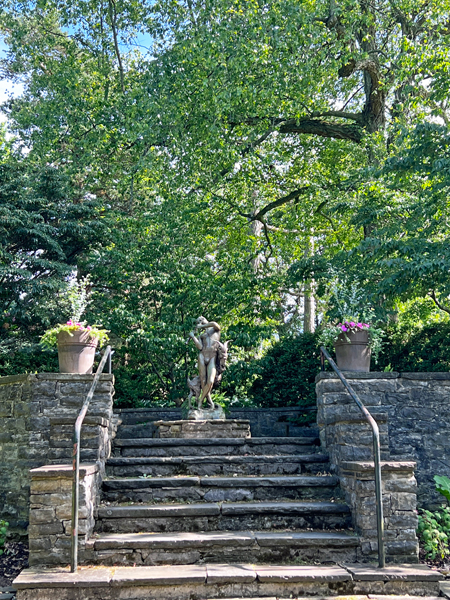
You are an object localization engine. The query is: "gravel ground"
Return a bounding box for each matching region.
[0,542,29,587]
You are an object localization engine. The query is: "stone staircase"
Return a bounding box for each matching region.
[13,415,442,599]
[83,430,361,567]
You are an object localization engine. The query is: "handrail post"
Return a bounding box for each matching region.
[319,346,385,568]
[70,345,112,573]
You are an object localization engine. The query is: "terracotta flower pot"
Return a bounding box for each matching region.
[57,329,99,374]
[334,328,371,372]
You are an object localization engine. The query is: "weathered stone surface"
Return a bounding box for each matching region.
[0,372,114,533]
[205,564,256,584]
[155,419,251,439]
[255,565,351,583]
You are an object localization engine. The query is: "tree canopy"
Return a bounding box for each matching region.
[1,0,450,403]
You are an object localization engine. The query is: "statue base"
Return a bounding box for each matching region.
[187,404,225,420]
[154,419,251,439]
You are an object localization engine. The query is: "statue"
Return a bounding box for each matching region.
[187,316,230,414]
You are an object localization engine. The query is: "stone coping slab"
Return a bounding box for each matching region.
[30,463,98,478]
[36,373,114,381]
[255,565,351,583]
[50,416,109,427]
[341,461,417,472]
[107,453,329,465]
[440,582,450,599]
[93,530,359,551]
[13,564,442,600]
[114,436,318,446]
[14,564,442,591]
[154,419,251,426]
[98,500,350,519]
[112,565,207,586]
[316,371,450,382]
[102,475,338,489]
[344,564,442,581]
[206,564,256,584]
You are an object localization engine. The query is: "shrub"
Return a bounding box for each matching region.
[418,508,450,560]
[378,322,450,372]
[248,333,321,409]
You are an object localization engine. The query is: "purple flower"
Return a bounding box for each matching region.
[349,321,356,328]
[341,325,348,332]
[357,323,363,328]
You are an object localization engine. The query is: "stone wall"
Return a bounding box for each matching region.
[316,372,450,508]
[115,406,316,438]
[28,463,100,566]
[0,373,114,533]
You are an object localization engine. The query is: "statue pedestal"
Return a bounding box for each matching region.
[187,404,225,421]
[154,419,251,439]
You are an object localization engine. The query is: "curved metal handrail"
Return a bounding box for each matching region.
[320,346,385,568]
[70,345,112,573]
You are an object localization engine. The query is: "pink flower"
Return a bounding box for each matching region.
[357,323,363,328]
[349,321,356,328]
[67,320,73,326]
[86,326,92,331]
[75,322,82,327]
[363,323,369,328]
[341,325,348,332]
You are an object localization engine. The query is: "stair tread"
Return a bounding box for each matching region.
[107,454,329,465]
[98,500,350,518]
[93,530,359,549]
[13,563,442,590]
[114,436,319,447]
[103,475,338,489]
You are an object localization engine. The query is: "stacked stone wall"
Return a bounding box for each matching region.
[316,372,450,508]
[0,373,114,533]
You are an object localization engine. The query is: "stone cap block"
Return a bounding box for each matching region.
[0,373,32,385]
[112,565,207,586]
[50,417,109,427]
[154,419,250,426]
[206,564,256,584]
[343,563,442,581]
[30,463,99,479]
[13,567,114,589]
[255,565,351,583]
[341,461,416,473]
[35,373,114,382]
[316,372,399,382]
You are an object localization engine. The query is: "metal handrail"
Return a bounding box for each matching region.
[320,346,385,568]
[70,345,112,573]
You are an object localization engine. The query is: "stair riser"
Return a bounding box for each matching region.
[115,443,319,458]
[95,512,352,534]
[88,544,359,567]
[102,485,339,503]
[106,461,328,477]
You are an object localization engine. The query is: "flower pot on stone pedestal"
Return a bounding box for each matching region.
[334,329,371,372]
[57,330,98,374]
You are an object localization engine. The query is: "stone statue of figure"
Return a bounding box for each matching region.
[187,316,229,411]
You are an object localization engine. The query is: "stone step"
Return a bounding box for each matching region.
[113,436,321,458]
[13,563,443,600]
[88,530,360,565]
[102,474,340,503]
[95,500,351,533]
[106,453,330,477]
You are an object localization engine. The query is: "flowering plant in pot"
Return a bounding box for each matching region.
[40,276,109,374]
[318,278,384,372]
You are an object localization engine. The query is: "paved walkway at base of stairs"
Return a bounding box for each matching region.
[13,563,443,600]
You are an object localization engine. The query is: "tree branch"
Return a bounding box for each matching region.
[429,290,450,315]
[108,0,125,93]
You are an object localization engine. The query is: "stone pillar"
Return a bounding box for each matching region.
[316,372,419,563]
[340,461,419,563]
[28,463,100,566]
